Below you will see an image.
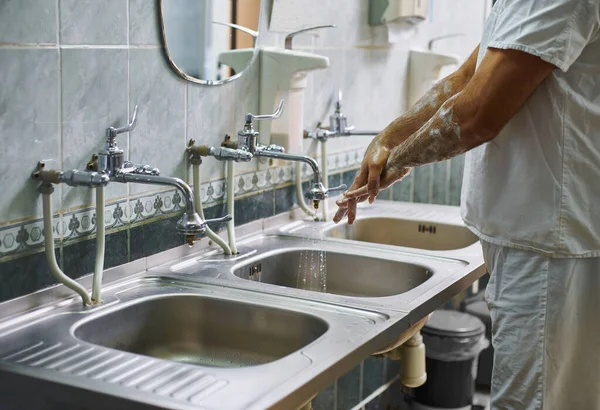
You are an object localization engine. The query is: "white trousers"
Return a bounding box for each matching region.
[481,241,600,410]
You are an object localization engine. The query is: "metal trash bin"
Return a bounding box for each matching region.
[412,310,489,410]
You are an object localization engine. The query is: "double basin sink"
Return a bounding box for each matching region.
[0,201,484,410]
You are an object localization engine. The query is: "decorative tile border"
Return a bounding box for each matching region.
[0,215,60,259]
[0,147,365,261]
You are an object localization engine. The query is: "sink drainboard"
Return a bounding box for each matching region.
[2,341,228,404]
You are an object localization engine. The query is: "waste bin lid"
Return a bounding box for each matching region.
[423,310,485,339]
[465,301,491,325]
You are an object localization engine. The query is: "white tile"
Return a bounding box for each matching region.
[0,0,57,44]
[61,48,129,209]
[129,0,162,45]
[369,48,409,128]
[0,49,60,223]
[187,81,237,182]
[234,57,259,138]
[59,0,128,45]
[129,48,187,194]
[304,48,345,132]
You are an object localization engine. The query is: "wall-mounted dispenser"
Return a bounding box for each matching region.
[369,0,429,26]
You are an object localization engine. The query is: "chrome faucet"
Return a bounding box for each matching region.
[190,100,346,209]
[305,91,380,141]
[99,106,231,246]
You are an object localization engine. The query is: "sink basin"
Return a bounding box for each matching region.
[234,250,432,297]
[74,295,328,368]
[324,217,478,251]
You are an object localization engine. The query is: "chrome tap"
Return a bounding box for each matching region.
[305,90,380,141]
[189,100,346,209]
[238,100,346,209]
[99,106,231,245]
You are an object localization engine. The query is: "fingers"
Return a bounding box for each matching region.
[345,185,369,199]
[348,162,368,192]
[334,194,369,224]
[333,206,348,223]
[333,198,353,223]
[346,166,412,199]
[333,197,359,224]
[347,198,358,224]
[366,163,383,203]
[336,194,369,208]
[334,146,392,223]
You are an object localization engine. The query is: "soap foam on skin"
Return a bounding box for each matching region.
[387,93,465,173]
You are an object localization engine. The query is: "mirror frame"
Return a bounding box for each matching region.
[158,0,261,86]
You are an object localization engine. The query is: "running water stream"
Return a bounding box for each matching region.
[297,224,327,292]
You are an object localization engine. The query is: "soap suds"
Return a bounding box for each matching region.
[387,93,465,171]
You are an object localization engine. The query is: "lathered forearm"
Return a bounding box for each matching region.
[377,46,479,148]
[386,93,486,172]
[378,74,467,148]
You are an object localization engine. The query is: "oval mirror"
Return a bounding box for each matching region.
[159,0,260,85]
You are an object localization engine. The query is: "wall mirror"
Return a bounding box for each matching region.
[159,0,261,85]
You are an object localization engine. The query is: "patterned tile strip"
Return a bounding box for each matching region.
[0,147,365,260]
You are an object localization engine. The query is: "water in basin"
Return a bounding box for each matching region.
[74,295,328,368]
[324,217,478,251]
[235,250,432,297]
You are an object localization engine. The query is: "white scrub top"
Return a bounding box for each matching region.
[461,0,600,257]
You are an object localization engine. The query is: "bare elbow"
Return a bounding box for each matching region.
[458,113,497,148]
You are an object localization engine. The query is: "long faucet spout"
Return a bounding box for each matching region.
[114,173,196,216]
[254,150,322,185]
[112,172,206,244]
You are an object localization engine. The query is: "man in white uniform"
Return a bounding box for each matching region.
[334,0,600,408]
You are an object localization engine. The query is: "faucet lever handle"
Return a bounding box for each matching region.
[285,25,336,50]
[246,100,285,123]
[204,214,233,225]
[107,105,138,139]
[326,184,347,195]
[305,183,348,201]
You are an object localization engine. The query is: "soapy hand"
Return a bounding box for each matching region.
[333,138,411,224]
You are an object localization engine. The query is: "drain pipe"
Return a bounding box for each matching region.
[91,186,105,303]
[399,332,427,388]
[373,315,429,389]
[295,162,317,219]
[289,74,317,219]
[226,160,238,254]
[34,161,109,305]
[41,184,92,305]
[187,140,239,254]
[190,161,232,255]
[379,331,427,389]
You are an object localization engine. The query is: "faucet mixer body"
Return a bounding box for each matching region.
[192,100,346,209]
[305,91,380,141]
[98,106,230,244]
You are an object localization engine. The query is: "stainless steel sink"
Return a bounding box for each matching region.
[324,217,478,251]
[74,294,328,368]
[233,249,432,297]
[0,201,486,410]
